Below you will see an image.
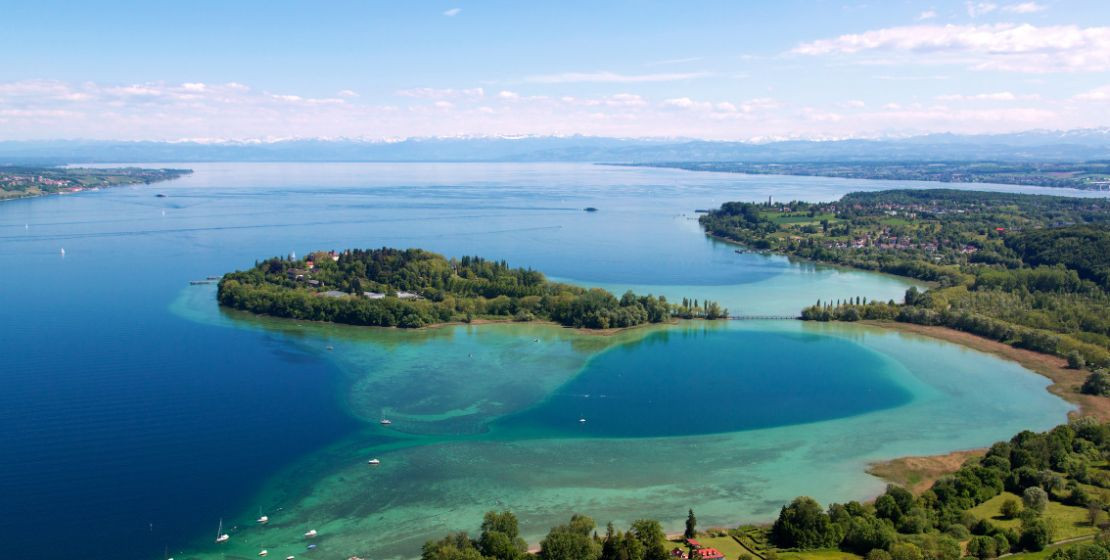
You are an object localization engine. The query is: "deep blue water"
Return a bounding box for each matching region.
[496,328,912,438]
[0,251,360,559]
[0,163,1100,560]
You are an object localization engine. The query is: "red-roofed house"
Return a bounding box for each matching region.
[695,548,725,560]
[685,539,701,548]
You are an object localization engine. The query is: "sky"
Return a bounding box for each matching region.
[2,0,1110,141]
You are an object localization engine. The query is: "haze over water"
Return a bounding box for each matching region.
[0,163,1090,560]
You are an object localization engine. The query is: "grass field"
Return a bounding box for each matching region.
[777,548,863,560]
[1005,536,1098,560]
[967,492,1097,540]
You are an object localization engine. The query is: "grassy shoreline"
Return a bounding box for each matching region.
[861,319,1109,492]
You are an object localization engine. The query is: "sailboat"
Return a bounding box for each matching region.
[215,518,230,543]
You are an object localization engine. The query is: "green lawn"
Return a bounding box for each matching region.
[777,548,863,560]
[968,492,1097,540]
[1005,536,1097,560]
[697,535,749,559]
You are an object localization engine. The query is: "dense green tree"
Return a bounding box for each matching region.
[540,515,601,560]
[422,532,485,560]
[1083,373,1110,397]
[772,497,836,549]
[479,511,527,560]
[684,509,697,539]
[1020,517,1052,551]
[1023,487,1049,513]
[889,543,923,560]
[629,519,668,560]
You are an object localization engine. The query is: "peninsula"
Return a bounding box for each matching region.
[0,165,192,200]
[218,247,727,329]
[700,189,1110,373]
[631,161,1110,191]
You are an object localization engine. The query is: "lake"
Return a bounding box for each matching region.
[0,163,1089,560]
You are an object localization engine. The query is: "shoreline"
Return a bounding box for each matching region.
[219,304,721,337]
[860,319,1106,493]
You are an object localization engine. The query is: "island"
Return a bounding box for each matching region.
[0,165,192,200]
[627,161,1110,191]
[699,189,1110,377]
[218,247,727,329]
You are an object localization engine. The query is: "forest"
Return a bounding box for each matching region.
[700,190,1110,369]
[218,247,726,329]
[421,420,1110,560]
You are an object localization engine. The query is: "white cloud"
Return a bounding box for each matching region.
[524,71,710,84]
[936,91,1040,101]
[337,89,359,98]
[917,10,938,20]
[0,78,1106,142]
[443,8,461,17]
[396,87,484,99]
[1074,85,1110,101]
[792,24,1110,72]
[182,82,207,92]
[966,2,997,17]
[1002,2,1045,14]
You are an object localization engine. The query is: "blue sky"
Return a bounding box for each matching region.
[2,0,1109,141]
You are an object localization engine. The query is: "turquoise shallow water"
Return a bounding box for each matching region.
[0,163,1095,560]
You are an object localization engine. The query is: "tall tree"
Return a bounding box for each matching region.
[684,509,698,539]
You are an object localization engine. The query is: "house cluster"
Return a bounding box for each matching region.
[670,538,726,560]
[827,228,940,253]
[362,290,420,300]
[0,174,76,190]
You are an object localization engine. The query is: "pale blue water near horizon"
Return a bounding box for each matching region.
[0,163,1100,560]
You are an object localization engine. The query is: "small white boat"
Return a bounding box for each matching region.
[60,248,66,256]
[257,515,269,524]
[367,458,381,466]
[305,529,318,538]
[379,419,392,425]
[258,550,268,557]
[215,518,230,543]
[579,417,587,423]
[286,556,296,560]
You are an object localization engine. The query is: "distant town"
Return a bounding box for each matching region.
[0,166,191,200]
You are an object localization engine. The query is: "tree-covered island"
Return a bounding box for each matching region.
[218,247,726,329]
[0,165,192,200]
[700,189,1110,369]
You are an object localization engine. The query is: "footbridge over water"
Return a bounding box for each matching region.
[728,315,799,320]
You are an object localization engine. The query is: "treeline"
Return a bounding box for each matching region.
[1006,226,1110,290]
[771,419,1110,560]
[649,162,1110,191]
[422,511,677,560]
[802,273,1110,369]
[218,248,727,329]
[702,190,1110,368]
